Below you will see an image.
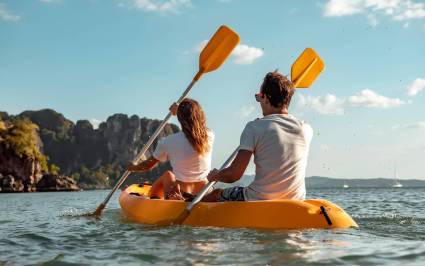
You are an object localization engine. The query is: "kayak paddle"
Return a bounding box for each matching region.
[291,48,325,88]
[157,147,240,226]
[86,25,240,217]
[165,47,325,225]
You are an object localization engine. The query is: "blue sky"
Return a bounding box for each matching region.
[1,0,425,180]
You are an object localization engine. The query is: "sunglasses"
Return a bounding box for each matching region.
[255,93,264,102]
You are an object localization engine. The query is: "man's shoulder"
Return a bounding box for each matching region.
[258,114,313,135]
[244,114,312,131]
[243,119,262,132]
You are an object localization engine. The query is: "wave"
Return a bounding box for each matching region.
[353,213,425,225]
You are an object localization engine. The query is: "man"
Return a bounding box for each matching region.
[202,70,313,202]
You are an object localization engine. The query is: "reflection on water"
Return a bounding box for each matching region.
[254,229,352,264]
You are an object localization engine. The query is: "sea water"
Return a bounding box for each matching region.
[1,186,424,265]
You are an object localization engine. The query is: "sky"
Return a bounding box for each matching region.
[1,0,425,180]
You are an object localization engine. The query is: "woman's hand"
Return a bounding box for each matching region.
[207,168,220,182]
[126,161,138,172]
[169,102,179,116]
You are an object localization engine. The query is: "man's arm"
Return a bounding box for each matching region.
[126,155,159,172]
[208,149,253,183]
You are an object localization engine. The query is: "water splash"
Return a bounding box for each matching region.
[58,208,88,217]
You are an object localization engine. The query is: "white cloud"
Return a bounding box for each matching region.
[119,0,191,13]
[406,78,425,96]
[392,121,425,130]
[0,3,20,21]
[229,44,264,65]
[236,106,255,117]
[323,0,364,17]
[323,0,425,23]
[90,118,103,129]
[393,1,425,20]
[185,40,263,65]
[296,89,406,115]
[297,93,346,115]
[348,89,405,108]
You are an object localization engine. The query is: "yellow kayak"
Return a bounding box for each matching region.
[119,184,358,229]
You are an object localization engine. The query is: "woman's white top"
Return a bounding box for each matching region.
[153,130,214,182]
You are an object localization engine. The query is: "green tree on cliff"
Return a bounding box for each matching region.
[0,118,49,172]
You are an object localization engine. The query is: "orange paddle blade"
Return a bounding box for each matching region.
[194,25,240,81]
[291,48,325,88]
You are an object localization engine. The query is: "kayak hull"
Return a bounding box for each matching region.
[119,184,358,229]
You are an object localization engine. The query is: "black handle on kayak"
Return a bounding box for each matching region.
[320,206,333,226]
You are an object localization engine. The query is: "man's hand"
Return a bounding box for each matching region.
[207,168,220,182]
[126,161,138,172]
[169,102,179,116]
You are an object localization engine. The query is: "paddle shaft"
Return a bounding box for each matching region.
[186,147,239,212]
[99,76,201,208]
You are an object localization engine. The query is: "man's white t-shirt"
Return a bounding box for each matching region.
[153,130,214,182]
[239,114,313,201]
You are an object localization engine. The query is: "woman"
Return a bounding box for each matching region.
[126,98,214,200]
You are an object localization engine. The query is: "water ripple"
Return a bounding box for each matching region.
[0,188,424,265]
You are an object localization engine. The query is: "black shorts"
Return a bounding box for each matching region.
[219,186,245,202]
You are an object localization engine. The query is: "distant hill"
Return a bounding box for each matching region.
[306,176,425,188]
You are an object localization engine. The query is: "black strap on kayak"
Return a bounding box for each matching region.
[320,206,333,226]
[138,180,152,187]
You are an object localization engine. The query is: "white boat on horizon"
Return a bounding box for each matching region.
[343,181,349,188]
[392,166,403,188]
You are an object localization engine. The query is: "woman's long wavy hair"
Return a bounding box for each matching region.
[177,98,210,156]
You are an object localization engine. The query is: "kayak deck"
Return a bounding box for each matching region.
[119,184,358,229]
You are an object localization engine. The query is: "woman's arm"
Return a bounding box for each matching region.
[126,155,159,172]
[207,149,253,183]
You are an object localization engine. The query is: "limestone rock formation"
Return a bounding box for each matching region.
[0,146,43,192]
[36,174,79,192]
[0,118,80,192]
[1,109,179,190]
[0,174,24,192]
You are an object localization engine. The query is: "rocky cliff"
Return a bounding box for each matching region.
[0,109,179,190]
[0,118,79,192]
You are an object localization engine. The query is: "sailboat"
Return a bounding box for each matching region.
[392,166,403,188]
[343,181,349,188]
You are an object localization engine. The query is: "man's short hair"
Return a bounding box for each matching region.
[261,70,294,109]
